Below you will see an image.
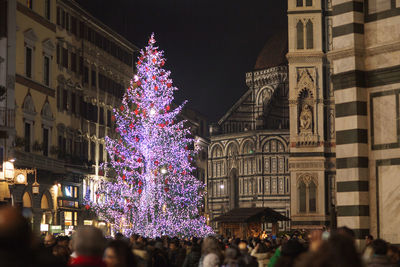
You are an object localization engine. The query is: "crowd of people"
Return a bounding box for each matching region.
[0,205,399,267]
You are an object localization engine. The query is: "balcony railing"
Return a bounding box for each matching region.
[0,108,15,128]
[14,150,64,173]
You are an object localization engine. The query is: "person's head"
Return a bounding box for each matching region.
[53,244,70,264]
[44,234,56,248]
[224,246,240,265]
[57,235,70,247]
[114,232,124,240]
[371,239,388,255]
[201,236,221,257]
[365,234,374,246]
[169,239,179,250]
[238,241,248,254]
[104,240,135,267]
[0,206,32,251]
[72,226,106,257]
[388,245,400,264]
[335,226,355,240]
[296,233,363,267]
[275,239,306,267]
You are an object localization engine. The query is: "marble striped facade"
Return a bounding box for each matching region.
[329,0,400,244]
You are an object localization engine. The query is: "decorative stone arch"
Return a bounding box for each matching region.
[241,139,255,154]
[210,143,224,158]
[225,141,239,157]
[40,190,54,225]
[256,86,274,106]
[41,100,53,120]
[297,173,318,187]
[22,92,36,117]
[261,136,288,153]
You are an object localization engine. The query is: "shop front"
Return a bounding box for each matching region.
[57,182,81,234]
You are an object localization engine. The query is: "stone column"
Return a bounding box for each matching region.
[330,0,369,243]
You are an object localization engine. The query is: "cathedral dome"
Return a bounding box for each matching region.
[254,30,288,70]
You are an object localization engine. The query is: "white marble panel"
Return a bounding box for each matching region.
[336,115,368,131]
[378,165,400,244]
[368,0,391,14]
[333,12,364,28]
[372,95,397,145]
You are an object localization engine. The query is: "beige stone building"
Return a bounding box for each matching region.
[1,0,138,234]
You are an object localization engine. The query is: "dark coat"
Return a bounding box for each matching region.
[182,250,201,267]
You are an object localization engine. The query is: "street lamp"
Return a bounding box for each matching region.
[30,169,39,194]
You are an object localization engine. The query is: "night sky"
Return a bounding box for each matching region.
[76,0,287,122]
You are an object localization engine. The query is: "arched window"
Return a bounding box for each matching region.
[298,175,317,213]
[243,141,254,154]
[299,181,306,212]
[309,181,316,212]
[306,20,314,49]
[41,194,50,209]
[212,145,223,158]
[23,192,32,208]
[297,21,304,49]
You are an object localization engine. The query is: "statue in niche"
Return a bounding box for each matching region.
[299,104,312,132]
[228,148,238,169]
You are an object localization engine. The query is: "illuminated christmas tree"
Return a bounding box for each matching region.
[86,34,213,238]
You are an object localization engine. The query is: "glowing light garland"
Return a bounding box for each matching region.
[85,34,213,238]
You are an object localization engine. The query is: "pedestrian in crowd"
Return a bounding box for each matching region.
[0,205,34,266]
[168,238,186,267]
[68,226,107,267]
[131,235,148,266]
[147,239,169,267]
[222,246,240,267]
[363,234,375,263]
[182,241,201,267]
[238,241,258,267]
[54,243,72,265]
[58,235,71,248]
[296,233,363,267]
[0,205,64,267]
[199,236,223,267]
[387,245,400,266]
[274,239,305,267]
[251,241,273,266]
[104,239,136,267]
[367,239,396,267]
[44,233,57,251]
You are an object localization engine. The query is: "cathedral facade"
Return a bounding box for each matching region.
[207,0,400,244]
[207,33,291,233]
